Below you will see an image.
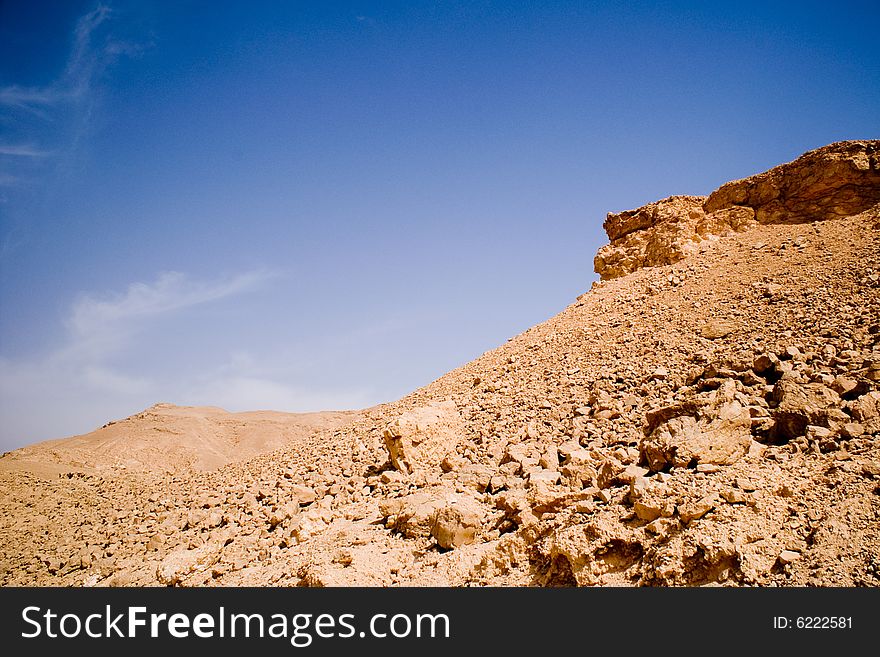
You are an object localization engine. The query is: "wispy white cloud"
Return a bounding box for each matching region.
[178,350,374,414]
[0,270,277,446]
[68,270,274,338]
[0,4,112,114]
[0,86,69,112]
[0,4,141,188]
[67,5,113,75]
[0,144,52,157]
[187,373,372,415]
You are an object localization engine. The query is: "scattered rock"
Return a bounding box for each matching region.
[379,493,445,539]
[291,485,317,506]
[528,470,561,486]
[831,376,859,396]
[430,504,483,549]
[652,366,669,380]
[634,501,663,522]
[753,352,779,374]
[678,494,718,524]
[850,391,880,433]
[700,319,737,340]
[840,423,865,439]
[778,550,802,565]
[156,545,221,586]
[596,458,624,489]
[619,463,649,484]
[720,488,754,505]
[645,517,679,538]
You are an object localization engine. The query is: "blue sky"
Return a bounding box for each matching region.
[1,1,878,450]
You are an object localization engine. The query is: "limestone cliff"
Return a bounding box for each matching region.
[595,140,880,280]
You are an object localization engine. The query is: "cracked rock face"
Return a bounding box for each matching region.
[705,140,880,224]
[595,140,880,280]
[641,380,753,471]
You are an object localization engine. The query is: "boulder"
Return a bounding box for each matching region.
[849,391,880,434]
[156,545,221,586]
[778,550,802,565]
[290,485,317,506]
[640,380,752,471]
[559,448,597,488]
[494,490,540,528]
[456,464,493,492]
[527,469,561,486]
[268,502,300,528]
[382,400,464,474]
[596,458,624,489]
[700,319,737,340]
[678,494,718,525]
[379,493,485,547]
[770,380,842,441]
[430,504,482,549]
[378,493,445,539]
[633,501,663,522]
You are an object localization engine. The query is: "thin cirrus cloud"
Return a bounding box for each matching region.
[0,144,52,158]
[0,269,278,445]
[0,4,111,114]
[67,269,276,341]
[0,4,141,186]
[19,268,277,370]
[0,85,70,113]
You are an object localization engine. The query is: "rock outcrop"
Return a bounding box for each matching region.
[594,196,756,280]
[705,140,880,223]
[595,140,880,279]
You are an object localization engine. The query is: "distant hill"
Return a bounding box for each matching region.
[0,403,361,476]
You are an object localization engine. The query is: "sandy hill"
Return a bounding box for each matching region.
[0,404,361,477]
[1,140,878,587]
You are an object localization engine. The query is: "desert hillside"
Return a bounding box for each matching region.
[0,404,362,477]
[1,140,878,587]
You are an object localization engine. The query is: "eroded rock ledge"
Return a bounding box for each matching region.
[594,140,880,280]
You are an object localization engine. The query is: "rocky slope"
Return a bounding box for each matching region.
[1,140,878,587]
